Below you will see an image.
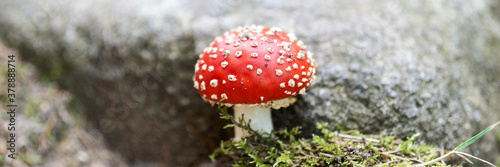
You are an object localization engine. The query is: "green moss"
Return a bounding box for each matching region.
[24,101,36,118]
[210,106,449,166]
[20,153,43,165]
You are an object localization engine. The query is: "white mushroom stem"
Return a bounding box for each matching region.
[233,105,273,140]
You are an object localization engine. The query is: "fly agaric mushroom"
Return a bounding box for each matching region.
[193,25,316,140]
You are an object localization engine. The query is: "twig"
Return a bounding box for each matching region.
[415,151,454,166]
[416,150,497,167]
[341,130,356,134]
[319,152,336,158]
[454,152,473,164]
[337,133,380,143]
[454,151,497,167]
[440,147,446,165]
[411,158,424,164]
[383,149,402,154]
[379,160,397,166]
[381,152,412,162]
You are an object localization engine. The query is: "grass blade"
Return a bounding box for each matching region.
[454,121,500,151]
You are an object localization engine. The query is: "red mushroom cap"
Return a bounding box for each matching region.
[193,25,316,108]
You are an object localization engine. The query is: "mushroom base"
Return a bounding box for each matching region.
[233,105,273,140]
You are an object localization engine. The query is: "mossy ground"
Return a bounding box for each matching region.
[211,106,454,167]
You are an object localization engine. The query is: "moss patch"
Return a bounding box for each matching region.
[211,106,448,167]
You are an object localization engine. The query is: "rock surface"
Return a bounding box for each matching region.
[0,44,129,166]
[0,0,499,166]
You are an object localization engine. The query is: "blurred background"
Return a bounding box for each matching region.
[0,0,499,166]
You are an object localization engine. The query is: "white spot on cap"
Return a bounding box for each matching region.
[223,80,226,84]
[223,50,230,58]
[251,42,258,47]
[277,41,284,47]
[301,66,305,69]
[297,41,306,49]
[239,32,248,41]
[279,50,286,56]
[294,74,299,80]
[202,64,207,71]
[276,69,283,76]
[260,96,264,101]
[235,51,242,57]
[204,47,211,53]
[286,58,292,62]
[293,63,298,69]
[251,53,258,58]
[284,42,292,51]
[234,41,240,47]
[286,66,292,71]
[209,54,217,59]
[302,71,307,76]
[211,94,217,100]
[277,58,284,64]
[265,30,274,35]
[201,81,206,91]
[297,52,305,59]
[302,78,308,82]
[194,81,199,89]
[260,37,267,41]
[299,88,306,94]
[195,65,199,72]
[221,61,228,68]
[225,37,232,44]
[199,75,203,80]
[210,79,218,87]
[288,79,295,87]
[297,82,303,87]
[268,47,274,53]
[257,68,262,75]
[265,55,271,60]
[247,65,253,70]
[211,47,218,53]
[280,83,285,88]
[221,93,228,100]
[287,33,297,42]
[228,75,237,82]
[208,65,214,72]
[270,27,281,32]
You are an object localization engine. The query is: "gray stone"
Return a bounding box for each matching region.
[1,0,499,165]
